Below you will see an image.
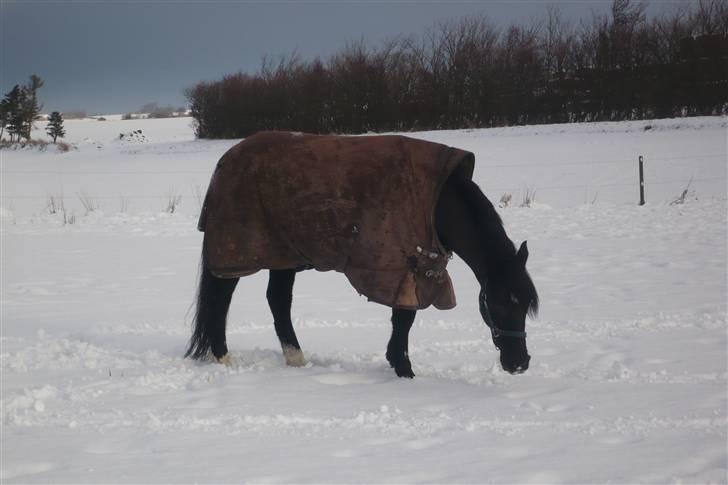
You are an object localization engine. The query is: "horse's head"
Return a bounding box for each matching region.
[479,241,539,374]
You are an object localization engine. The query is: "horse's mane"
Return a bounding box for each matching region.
[458,179,539,316]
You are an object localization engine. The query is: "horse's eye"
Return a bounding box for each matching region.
[510,294,519,304]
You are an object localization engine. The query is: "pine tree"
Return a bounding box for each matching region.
[1,76,45,142]
[20,75,44,140]
[3,85,24,142]
[0,98,9,141]
[46,111,65,143]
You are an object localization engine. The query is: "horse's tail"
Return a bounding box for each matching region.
[185,251,239,360]
[184,259,215,359]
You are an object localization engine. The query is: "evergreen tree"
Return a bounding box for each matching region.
[46,111,65,143]
[0,98,9,140]
[20,75,44,140]
[3,85,25,142]
[1,75,44,142]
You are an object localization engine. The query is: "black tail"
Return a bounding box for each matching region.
[185,260,239,360]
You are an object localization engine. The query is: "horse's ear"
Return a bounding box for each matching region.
[516,241,529,265]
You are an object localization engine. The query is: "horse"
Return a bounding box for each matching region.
[185,132,538,378]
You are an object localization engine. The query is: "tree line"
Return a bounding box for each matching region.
[186,0,728,139]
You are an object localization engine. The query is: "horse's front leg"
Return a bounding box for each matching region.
[267,269,306,367]
[386,308,416,378]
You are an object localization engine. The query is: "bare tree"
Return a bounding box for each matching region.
[184,1,728,138]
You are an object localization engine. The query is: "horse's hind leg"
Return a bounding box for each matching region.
[267,269,306,367]
[386,308,416,378]
[186,265,239,364]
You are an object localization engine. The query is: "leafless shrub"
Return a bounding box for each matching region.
[46,193,75,224]
[670,178,696,205]
[63,111,87,120]
[138,102,187,119]
[148,106,177,119]
[2,139,48,151]
[185,3,727,138]
[46,193,65,215]
[77,191,100,214]
[166,192,182,213]
[498,193,512,208]
[0,139,72,152]
[520,187,537,208]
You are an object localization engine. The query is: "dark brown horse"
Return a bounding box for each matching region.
[186,132,538,378]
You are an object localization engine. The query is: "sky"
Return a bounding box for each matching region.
[1,0,686,115]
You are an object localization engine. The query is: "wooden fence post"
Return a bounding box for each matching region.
[638,155,645,206]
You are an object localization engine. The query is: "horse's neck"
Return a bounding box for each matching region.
[436,179,513,285]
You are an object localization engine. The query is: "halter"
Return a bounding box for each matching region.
[479,288,527,340]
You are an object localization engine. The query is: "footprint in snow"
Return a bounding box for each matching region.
[313,373,386,386]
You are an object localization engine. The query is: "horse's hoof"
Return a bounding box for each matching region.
[217,354,233,366]
[394,366,415,379]
[386,352,415,378]
[282,345,307,367]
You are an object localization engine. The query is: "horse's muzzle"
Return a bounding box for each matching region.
[501,352,530,374]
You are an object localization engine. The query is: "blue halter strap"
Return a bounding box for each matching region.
[479,288,527,339]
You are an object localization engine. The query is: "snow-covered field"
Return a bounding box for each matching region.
[1,116,726,483]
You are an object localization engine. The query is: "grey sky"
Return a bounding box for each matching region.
[2,1,684,115]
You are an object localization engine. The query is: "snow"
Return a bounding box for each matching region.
[1,116,726,483]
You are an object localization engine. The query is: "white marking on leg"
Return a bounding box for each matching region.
[217,353,233,366]
[282,345,306,367]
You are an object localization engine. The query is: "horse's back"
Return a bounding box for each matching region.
[199,131,474,310]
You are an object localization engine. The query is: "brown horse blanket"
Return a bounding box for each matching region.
[198,131,474,310]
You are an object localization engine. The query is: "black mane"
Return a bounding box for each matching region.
[457,179,539,316]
